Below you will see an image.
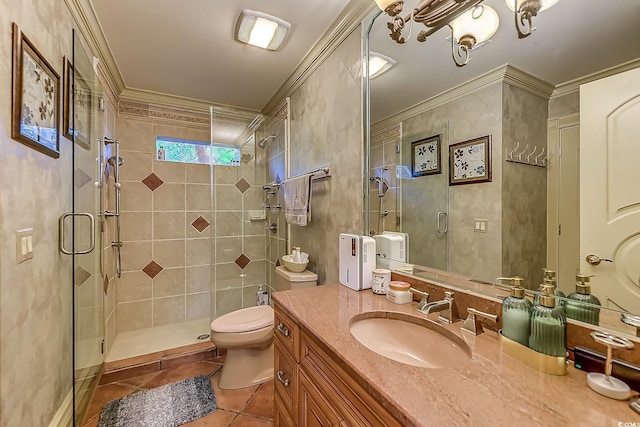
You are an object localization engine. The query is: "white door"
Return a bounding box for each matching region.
[580,67,640,313]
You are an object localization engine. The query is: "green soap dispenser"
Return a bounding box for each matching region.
[534,269,565,305]
[529,284,567,357]
[564,274,601,325]
[499,278,532,347]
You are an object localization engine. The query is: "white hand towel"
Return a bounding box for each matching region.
[284,174,313,226]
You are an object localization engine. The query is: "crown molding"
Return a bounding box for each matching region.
[64,0,126,97]
[373,64,553,131]
[119,88,261,128]
[262,0,375,115]
[550,57,640,100]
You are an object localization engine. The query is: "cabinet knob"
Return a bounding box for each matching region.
[277,370,290,387]
[277,323,290,337]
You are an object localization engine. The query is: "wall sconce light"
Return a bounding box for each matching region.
[235,10,291,50]
[505,0,559,38]
[449,5,499,67]
[368,52,396,78]
[374,0,558,66]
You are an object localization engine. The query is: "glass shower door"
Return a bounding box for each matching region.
[72,30,105,425]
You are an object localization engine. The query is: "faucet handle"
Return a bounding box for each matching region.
[410,288,429,311]
[444,291,454,300]
[461,308,499,336]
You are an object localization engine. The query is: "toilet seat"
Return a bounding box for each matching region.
[211,305,273,333]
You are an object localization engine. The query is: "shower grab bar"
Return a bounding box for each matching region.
[59,212,95,255]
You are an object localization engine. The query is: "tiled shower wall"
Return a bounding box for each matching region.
[263,112,288,292]
[370,124,401,235]
[112,105,268,334]
[115,113,213,332]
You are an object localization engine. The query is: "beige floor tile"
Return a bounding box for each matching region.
[241,381,275,420]
[229,414,274,426]
[84,383,138,421]
[141,360,220,389]
[210,370,260,412]
[183,408,238,426]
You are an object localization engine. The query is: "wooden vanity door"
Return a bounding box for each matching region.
[298,370,343,426]
[580,66,640,312]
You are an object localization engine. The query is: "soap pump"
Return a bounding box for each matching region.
[498,277,532,347]
[564,274,601,325]
[529,284,567,357]
[534,268,565,305]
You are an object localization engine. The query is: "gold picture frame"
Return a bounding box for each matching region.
[11,23,60,158]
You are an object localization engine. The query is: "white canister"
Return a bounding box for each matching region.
[386,281,412,304]
[371,268,391,295]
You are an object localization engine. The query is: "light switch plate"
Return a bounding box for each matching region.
[474,219,488,233]
[16,228,34,263]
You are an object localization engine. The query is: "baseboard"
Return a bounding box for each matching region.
[48,388,73,427]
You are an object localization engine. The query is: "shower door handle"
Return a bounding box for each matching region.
[436,212,448,234]
[59,212,95,255]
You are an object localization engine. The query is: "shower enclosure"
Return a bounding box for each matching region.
[69,29,106,424]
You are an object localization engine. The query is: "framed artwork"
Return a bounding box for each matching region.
[411,134,441,177]
[63,58,91,149]
[449,135,492,185]
[11,23,60,158]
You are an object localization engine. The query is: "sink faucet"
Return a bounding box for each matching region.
[418,291,459,323]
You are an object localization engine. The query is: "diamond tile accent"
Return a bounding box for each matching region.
[235,178,251,194]
[103,274,109,294]
[191,216,210,233]
[142,173,164,191]
[74,266,91,286]
[74,169,92,189]
[235,254,251,270]
[275,259,280,267]
[142,261,164,278]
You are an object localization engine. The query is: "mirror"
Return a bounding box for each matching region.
[365,0,640,332]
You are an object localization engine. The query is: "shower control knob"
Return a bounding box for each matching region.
[114,182,122,189]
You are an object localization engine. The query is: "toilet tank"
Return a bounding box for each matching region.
[274,266,318,291]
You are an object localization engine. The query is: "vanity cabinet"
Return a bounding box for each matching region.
[274,302,403,426]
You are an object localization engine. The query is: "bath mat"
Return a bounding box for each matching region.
[98,375,216,427]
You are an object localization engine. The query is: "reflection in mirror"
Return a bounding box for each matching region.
[365,0,640,335]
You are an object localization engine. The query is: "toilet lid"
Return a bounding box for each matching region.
[210,305,274,333]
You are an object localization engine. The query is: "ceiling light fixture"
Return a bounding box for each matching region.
[505,0,560,38]
[235,10,291,51]
[374,0,558,66]
[368,52,396,78]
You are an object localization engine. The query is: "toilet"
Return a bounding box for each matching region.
[210,268,318,389]
[210,305,275,390]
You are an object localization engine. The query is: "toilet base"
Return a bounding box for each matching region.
[218,341,274,390]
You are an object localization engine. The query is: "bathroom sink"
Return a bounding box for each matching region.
[349,312,471,368]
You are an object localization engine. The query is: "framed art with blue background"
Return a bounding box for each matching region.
[449,135,492,185]
[411,134,441,177]
[11,22,60,158]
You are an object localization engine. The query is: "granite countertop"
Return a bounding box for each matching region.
[273,283,639,427]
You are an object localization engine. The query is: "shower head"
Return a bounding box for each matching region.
[370,176,388,197]
[257,134,276,149]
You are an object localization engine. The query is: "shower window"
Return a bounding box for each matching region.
[156,136,240,166]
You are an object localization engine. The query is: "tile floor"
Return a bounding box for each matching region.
[82,353,274,426]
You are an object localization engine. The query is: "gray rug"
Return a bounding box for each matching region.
[98,375,217,427]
